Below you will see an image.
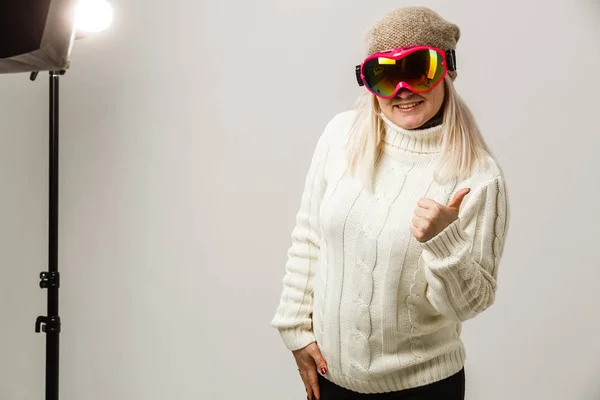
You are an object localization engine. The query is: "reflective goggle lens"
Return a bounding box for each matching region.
[362,49,445,96]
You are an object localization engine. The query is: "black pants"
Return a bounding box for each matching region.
[316,368,465,400]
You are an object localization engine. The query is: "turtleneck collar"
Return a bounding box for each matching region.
[380,112,443,154]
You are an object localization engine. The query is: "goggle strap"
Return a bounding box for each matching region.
[355,65,364,87]
[445,49,457,71]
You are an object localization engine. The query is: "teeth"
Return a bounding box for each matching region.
[397,102,421,109]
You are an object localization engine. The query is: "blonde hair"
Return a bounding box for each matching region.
[345,75,492,190]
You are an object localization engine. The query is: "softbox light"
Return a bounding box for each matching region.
[0,0,77,74]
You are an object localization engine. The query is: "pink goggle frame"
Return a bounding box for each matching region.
[355,45,457,98]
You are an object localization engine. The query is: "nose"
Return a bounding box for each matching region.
[396,88,413,98]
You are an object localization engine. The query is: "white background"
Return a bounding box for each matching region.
[1,0,599,399]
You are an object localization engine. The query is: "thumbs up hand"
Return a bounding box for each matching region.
[410,188,471,243]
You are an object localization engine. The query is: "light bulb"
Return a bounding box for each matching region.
[74,0,114,33]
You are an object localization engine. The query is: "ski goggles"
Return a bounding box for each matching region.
[355,46,457,98]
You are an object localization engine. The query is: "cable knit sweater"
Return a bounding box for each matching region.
[271,110,510,394]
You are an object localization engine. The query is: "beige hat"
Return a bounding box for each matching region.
[365,6,461,80]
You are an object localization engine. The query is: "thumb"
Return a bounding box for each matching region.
[307,344,328,375]
[447,188,471,211]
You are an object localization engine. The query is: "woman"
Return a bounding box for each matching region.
[271,6,510,400]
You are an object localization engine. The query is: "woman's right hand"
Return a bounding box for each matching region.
[293,342,328,400]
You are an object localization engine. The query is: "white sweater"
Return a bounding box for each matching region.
[271,110,510,394]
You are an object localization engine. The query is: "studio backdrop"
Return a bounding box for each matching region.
[0,0,77,74]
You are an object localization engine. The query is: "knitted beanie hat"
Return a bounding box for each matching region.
[365,6,461,80]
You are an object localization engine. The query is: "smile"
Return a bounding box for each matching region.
[394,101,423,110]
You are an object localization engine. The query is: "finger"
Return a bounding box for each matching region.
[306,385,313,400]
[299,371,313,400]
[410,222,418,237]
[305,383,313,400]
[447,188,471,210]
[412,215,429,228]
[410,222,425,242]
[417,197,438,209]
[414,206,433,219]
[306,345,328,375]
[306,368,321,400]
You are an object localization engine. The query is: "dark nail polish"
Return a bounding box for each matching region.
[321,367,327,374]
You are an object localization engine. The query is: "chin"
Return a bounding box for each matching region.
[387,108,428,129]
[391,116,426,130]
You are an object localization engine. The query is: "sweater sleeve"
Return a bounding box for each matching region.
[270,118,335,351]
[421,175,510,322]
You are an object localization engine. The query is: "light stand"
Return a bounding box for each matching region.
[32,69,66,400]
[0,2,113,398]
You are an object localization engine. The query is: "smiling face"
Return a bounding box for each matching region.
[376,80,446,129]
